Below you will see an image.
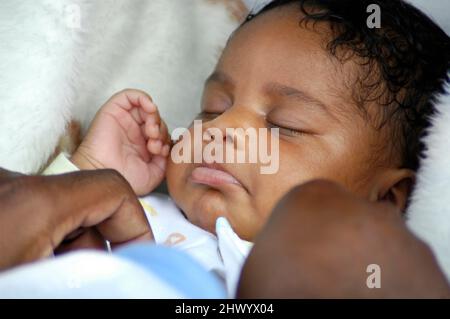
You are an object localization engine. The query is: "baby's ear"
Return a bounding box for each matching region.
[376,168,415,212]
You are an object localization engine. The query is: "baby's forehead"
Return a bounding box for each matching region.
[223,7,362,94]
[214,3,395,136]
[218,41,367,121]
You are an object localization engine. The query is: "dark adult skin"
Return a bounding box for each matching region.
[237,180,450,298]
[0,167,153,270]
[1,169,449,297]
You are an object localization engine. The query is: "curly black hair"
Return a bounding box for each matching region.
[244,0,450,170]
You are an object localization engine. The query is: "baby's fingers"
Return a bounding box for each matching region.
[160,120,171,157]
[147,139,163,155]
[159,120,171,145]
[146,119,170,156]
[106,89,156,113]
[145,119,161,139]
[145,117,168,141]
[137,92,157,114]
[103,89,158,128]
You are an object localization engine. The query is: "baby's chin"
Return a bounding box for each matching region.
[181,190,261,240]
[183,187,233,234]
[166,162,260,239]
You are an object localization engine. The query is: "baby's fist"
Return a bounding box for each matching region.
[72,89,171,195]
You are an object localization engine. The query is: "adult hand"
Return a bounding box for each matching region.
[238,180,450,298]
[0,168,153,271]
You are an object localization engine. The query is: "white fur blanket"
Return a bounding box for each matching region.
[0,0,449,283]
[0,0,243,173]
[407,84,450,281]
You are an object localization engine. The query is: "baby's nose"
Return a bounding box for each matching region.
[201,107,260,152]
[203,128,232,143]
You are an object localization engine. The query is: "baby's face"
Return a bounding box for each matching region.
[167,6,395,240]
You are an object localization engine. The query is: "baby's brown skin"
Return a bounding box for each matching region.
[0,1,448,299]
[237,180,450,298]
[167,4,414,241]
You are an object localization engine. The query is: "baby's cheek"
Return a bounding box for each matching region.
[166,159,184,197]
[251,161,311,219]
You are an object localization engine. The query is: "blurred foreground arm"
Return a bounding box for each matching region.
[238,180,450,298]
[0,168,152,270]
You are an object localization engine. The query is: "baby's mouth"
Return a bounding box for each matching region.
[189,163,243,189]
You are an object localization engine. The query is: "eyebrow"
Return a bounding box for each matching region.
[205,71,335,119]
[205,71,235,89]
[264,82,333,118]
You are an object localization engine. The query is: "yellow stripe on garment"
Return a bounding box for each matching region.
[139,199,158,216]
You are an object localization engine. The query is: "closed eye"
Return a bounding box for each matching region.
[267,121,306,137]
[196,111,222,121]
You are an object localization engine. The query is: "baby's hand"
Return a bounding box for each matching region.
[71,89,171,195]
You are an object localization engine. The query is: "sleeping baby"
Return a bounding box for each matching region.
[46,0,449,296]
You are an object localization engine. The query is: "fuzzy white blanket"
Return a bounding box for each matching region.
[0,0,449,283]
[0,0,243,172]
[407,84,450,281]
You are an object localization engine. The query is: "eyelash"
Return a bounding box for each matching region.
[196,111,221,121]
[267,122,306,137]
[197,111,306,137]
